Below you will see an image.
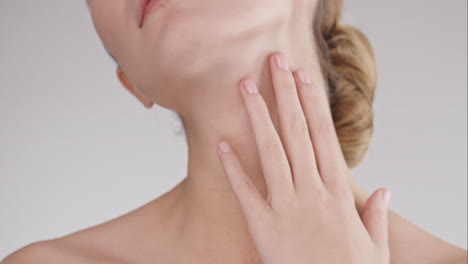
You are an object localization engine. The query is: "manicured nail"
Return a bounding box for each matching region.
[243,79,258,94]
[274,53,289,71]
[218,142,231,153]
[297,69,312,84]
[381,189,391,206]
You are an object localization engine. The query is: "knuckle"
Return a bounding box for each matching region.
[331,183,354,202]
[276,71,295,88]
[299,85,320,104]
[249,94,266,110]
[274,196,301,215]
[373,207,388,222]
[286,113,309,138]
[313,188,330,205]
[248,212,275,236]
[260,139,283,155]
[363,206,387,224]
[278,77,292,90]
[286,195,302,212]
[317,115,336,138]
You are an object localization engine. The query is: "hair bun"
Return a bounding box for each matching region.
[328,24,377,168]
[314,0,378,168]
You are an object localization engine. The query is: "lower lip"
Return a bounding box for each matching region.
[140,0,164,27]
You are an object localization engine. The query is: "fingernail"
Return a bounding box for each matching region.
[243,79,258,94]
[297,69,312,84]
[218,142,231,153]
[274,53,289,71]
[381,189,391,206]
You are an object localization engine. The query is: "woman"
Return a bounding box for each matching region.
[2,0,466,263]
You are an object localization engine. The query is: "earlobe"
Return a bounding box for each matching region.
[116,66,154,109]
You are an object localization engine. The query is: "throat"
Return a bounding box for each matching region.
[159,176,265,263]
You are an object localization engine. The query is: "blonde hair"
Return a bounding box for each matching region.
[313,0,378,168]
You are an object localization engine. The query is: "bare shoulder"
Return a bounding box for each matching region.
[1,201,169,264]
[2,188,180,264]
[1,240,79,264]
[2,234,131,264]
[1,215,137,264]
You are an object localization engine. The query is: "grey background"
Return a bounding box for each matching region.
[0,0,466,259]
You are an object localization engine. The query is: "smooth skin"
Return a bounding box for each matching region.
[3,53,466,264]
[3,0,467,262]
[217,53,391,263]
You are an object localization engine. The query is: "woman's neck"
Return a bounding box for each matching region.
[151,20,357,261]
[169,47,321,259]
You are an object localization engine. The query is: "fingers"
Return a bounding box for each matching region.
[361,188,391,249]
[217,142,271,221]
[296,69,347,187]
[269,53,322,192]
[239,78,296,206]
[222,51,351,209]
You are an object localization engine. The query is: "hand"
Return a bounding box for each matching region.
[216,52,391,264]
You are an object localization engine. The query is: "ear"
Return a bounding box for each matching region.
[117,66,154,108]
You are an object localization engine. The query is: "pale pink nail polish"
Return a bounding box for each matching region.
[274,53,289,71]
[382,189,391,205]
[298,69,312,84]
[243,79,258,94]
[218,142,231,153]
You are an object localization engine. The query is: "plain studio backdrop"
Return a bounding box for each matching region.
[0,0,466,259]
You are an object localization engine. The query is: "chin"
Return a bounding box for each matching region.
[88,0,287,110]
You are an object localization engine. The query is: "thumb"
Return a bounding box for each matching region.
[361,188,391,248]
